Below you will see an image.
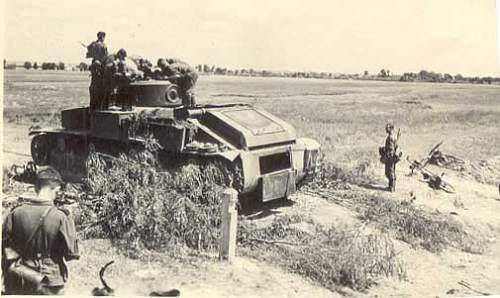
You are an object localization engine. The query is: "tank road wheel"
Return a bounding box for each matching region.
[31,135,50,165]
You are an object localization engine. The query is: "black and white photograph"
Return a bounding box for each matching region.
[1,0,500,296]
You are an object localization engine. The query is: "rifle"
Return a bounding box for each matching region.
[78,41,88,49]
[79,41,93,59]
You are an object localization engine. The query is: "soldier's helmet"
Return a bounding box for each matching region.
[97,31,106,39]
[36,166,62,184]
[385,123,394,133]
[157,58,168,69]
[117,48,127,59]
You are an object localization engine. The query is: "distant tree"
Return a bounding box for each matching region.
[443,73,453,82]
[378,69,387,77]
[58,62,65,70]
[33,62,39,70]
[418,70,430,81]
[79,62,88,71]
[483,77,492,84]
[3,59,6,69]
[41,62,58,70]
[454,74,464,81]
[24,61,33,70]
[363,70,369,76]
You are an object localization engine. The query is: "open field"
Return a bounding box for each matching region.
[3,69,500,296]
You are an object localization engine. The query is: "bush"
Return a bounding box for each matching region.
[362,197,484,254]
[239,215,406,291]
[306,160,378,191]
[79,151,228,256]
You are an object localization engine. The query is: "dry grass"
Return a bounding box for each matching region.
[361,197,485,254]
[305,163,486,254]
[239,215,406,292]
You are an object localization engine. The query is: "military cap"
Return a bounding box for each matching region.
[37,166,62,183]
[97,31,106,38]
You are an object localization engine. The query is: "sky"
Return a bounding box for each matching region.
[3,0,500,76]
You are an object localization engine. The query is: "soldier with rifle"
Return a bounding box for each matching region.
[379,123,402,192]
[2,167,79,295]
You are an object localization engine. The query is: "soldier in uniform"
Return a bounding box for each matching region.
[382,123,401,192]
[2,167,79,295]
[86,31,108,110]
[158,58,199,107]
[102,48,128,109]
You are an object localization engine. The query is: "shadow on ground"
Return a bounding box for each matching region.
[239,197,295,218]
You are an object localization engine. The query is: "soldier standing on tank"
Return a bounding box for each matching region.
[102,48,129,109]
[86,31,108,110]
[382,123,401,192]
[158,58,198,107]
[2,167,80,295]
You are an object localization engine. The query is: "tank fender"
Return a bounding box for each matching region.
[239,151,259,191]
[216,150,240,162]
[292,137,321,181]
[28,131,48,137]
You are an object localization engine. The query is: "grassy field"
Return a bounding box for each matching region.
[5,70,500,166]
[3,70,500,296]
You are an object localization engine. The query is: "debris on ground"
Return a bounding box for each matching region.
[429,150,466,171]
[457,280,490,296]
[418,144,500,186]
[407,156,455,193]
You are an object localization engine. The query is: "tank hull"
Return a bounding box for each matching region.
[29,81,320,202]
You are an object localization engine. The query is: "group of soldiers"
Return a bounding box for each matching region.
[0,32,202,296]
[86,31,198,110]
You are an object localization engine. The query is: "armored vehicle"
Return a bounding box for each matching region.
[29,80,320,202]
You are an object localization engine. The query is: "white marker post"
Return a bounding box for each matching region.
[220,187,238,262]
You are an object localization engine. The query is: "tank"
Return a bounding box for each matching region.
[29,80,321,202]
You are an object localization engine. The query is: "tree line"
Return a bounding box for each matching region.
[193,64,500,85]
[3,60,66,70]
[4,59,499,85]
